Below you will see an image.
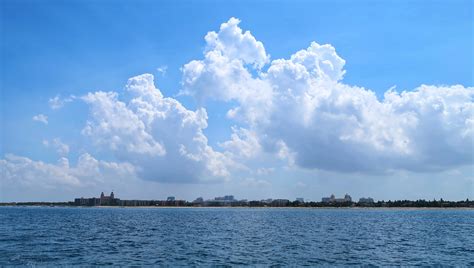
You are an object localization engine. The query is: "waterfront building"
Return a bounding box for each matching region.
[74,197,100,206]
[167,196,176,201]
[100,192,118,206]
[296,198,305,203]
[74,192,119,206]
[271,199,290,207]
[193,197,204,204]
[321,194,352,203]
[322,194,336,203]
[214,195,235,202]
[359,197,375,204]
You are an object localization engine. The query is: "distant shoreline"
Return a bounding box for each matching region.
[1,205,473,210]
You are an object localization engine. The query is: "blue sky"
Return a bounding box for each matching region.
[1,0,473,201]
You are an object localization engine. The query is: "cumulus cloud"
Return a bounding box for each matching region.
[181,18,273,124]
[81,73,233,183]
[181,18,474,174]
[82,91,166,157]
[32,114,48,125]
[43,138,70,156]
[0,153,136,190]
[219,127,261,159]
[6,17,473,193]
[204,17,269,69]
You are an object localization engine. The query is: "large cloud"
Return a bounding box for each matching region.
[82,74,232,182]
[181,18,474,173]
[0,153,136,190]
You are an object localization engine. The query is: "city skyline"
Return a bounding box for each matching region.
[3,191,472,209]
[1,1,473,202]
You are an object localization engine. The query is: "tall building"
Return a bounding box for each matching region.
[100,191,117,206]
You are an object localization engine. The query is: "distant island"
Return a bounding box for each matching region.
[1,192,473,208]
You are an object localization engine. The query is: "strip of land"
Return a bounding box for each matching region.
[1,199,472,208]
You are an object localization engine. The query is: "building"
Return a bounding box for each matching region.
[192,197,204,204]
[322,194,336,203]
[74,197,100,206]
[271,199,290,207]
[359,197,375,204]
[322,194,352,203]
[296,198,305,203]
[100,192,118,206]
[74,192,119,206]
[214,195,235,202]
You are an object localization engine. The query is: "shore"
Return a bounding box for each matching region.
[1,205,473,210]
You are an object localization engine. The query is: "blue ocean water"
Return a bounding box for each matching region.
[0,207,473,265]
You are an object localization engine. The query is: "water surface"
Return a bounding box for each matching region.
[0,207,472,265]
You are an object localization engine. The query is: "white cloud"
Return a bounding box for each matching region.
[204,17,269,69]
[181,19,273,124]
[49,95,75,110]
[181,18,474,174]
[81,73,233,183]
[43,138,70,156]
[156,65,168,76]
[82,91,166,157]
[219,127,261,159]
[32,114,48,125]
[0,153,135,190]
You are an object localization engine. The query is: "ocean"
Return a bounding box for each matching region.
[0,207,472,265]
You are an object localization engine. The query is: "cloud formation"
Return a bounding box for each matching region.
[81,74,232,183]
[181,18,474,173]
[205,17,269,69]
[32,114,48,125]
[3,17,472,197]
[43,138,70,156]
[0,153,136,190]
[49,95,75,110]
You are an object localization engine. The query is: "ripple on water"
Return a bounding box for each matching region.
[0,207,473,265]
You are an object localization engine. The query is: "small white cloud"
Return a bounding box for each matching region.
[32,114,48,125]
[156,65,168,76]
[49,95,75,110]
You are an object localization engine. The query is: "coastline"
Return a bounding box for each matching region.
[1,205,473,210]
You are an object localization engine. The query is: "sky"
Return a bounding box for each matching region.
[1,0,473,202]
